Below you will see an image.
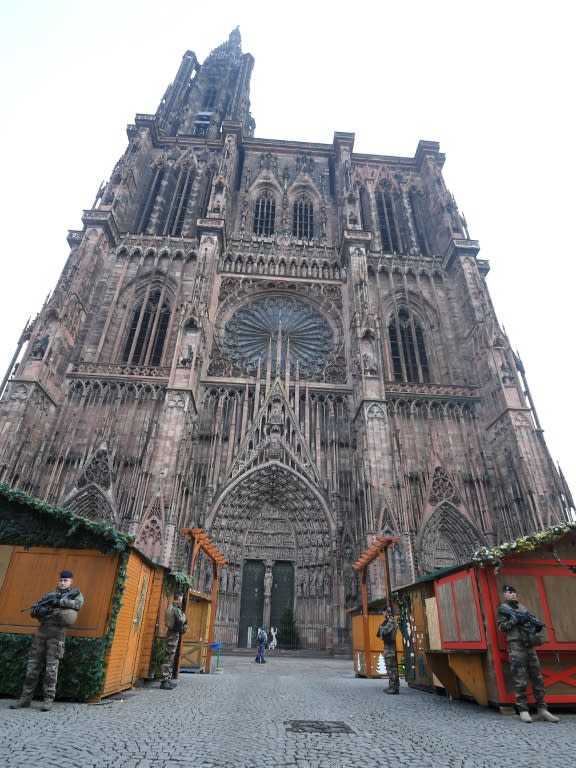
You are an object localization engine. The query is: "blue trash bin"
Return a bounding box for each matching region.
[209,641,222,672]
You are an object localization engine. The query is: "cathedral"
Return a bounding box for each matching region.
[0,29,571,650]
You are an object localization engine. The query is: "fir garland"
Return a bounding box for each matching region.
[0,482,134,553]
[165,570,193,596]
[471,521,576,573]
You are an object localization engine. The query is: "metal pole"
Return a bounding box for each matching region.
[205,560,220,672]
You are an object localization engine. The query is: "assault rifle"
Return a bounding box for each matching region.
[21,588,80,619]
[173,614,187,634]
[499,603,547,635]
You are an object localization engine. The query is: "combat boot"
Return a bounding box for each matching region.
[519,710,532,723]
[10,696,32,709]
[160,680,175,690]
[41,699,53,712]
[384,688,399,694]
[537,708,560,723]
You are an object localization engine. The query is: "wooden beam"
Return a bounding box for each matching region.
[360,566,372,678]
[352,535,399,570]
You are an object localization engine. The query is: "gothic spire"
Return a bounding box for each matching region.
[155,27,254,139]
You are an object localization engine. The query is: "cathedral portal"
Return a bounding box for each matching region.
[207,462,336,648]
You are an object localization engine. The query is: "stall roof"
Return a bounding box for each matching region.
[182,527,227,566]
[471,521,576,572]
[351,535,398,571]
[394,520,576,591]
[0,482,134,553]
[410,562,469,586]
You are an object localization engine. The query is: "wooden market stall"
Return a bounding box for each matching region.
[178,589,212,672]
[0,483,165,701]
[351,535,399,678]
[180,527,227,673]
[350,597,405,678]
[395,521,576,708]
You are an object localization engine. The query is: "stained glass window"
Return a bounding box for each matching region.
[222,296,334,378]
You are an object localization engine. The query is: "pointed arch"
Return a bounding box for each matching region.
[292,194,314,239]
[65,484,115,525]
[137,497,164,561]
[226,379,321,484]
[417,502,487,574]
[75,444,113,491]
[62,441,117,525]
[253,191,276,236]
[388,305,430,383]
[122,286,171,366]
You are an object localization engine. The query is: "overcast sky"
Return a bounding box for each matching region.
[1,1,574,504]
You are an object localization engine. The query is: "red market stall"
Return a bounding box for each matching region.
[395,522,576,708]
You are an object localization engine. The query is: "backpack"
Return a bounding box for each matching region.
[257,629,267,643]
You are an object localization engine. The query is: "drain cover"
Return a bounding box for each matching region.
[285,720,355,734]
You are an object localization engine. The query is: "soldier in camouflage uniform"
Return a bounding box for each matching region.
[159,590,188,690]
[10,570,84,712]
[377,606,400,694]
[497,584,559,724]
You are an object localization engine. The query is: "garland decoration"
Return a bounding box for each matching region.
[0,482,133,700]
[165,570,193,596]
[0,482,134,553]
[471,521,576,573]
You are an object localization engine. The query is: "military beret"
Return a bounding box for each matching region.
[59,570,74,579]
[502,584,516,593]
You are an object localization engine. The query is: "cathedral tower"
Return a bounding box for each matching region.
[0,29,571,650]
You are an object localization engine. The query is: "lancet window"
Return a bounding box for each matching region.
[376,190,400,253]
[388,307,430,382]
[136,166,195,236]
[253,193,276,236]
[136,168,165,233]
[122,289,171,366]
[375,187,430,256]
[203,86,217,109]
[292,196,314,239]
[409,191,430,256]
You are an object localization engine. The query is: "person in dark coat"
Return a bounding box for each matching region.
[497,584,559,723]
[159,590,188,689]
[377,606,399,694]
[10,570,84,711]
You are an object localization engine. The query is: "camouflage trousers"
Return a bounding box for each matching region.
[160,631,180,681]
[384,650,399,691]
[507,639,546,711]
[21,623,67,701]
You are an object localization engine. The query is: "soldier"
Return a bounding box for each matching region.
[159,590,188,689]
[377,606,399,694]
[11,569,84,711]
[497,584,560,723]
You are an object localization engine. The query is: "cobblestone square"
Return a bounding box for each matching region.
[2,656,574,768]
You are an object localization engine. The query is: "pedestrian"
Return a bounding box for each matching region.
[497,584,559,723]
[159,590,188,689]
[377,606,399,694]
[10,569,84,711]
[255,626,267,663]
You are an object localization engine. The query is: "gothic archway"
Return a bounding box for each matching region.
[206,461,336,649]
[64,484,115,526]
[416,502,487,575]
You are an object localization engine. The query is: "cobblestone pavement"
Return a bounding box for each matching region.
[1,655,574,768]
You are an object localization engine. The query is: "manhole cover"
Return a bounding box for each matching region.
[285,720,355,734]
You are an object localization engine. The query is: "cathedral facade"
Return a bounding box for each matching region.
[0,30,571,649]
